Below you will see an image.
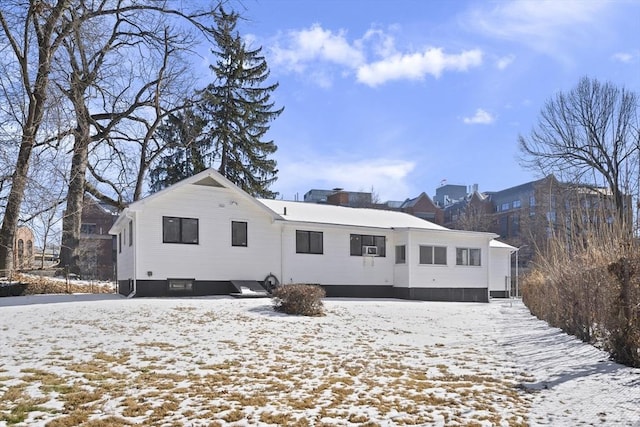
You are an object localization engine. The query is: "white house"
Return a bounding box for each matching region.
[109,169,516,302]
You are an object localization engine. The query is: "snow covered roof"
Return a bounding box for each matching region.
[489,240,518,250]
[259,199,448,230]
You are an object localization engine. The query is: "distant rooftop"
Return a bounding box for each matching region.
[259,199,448,231]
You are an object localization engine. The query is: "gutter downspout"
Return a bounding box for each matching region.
[486,239,491,303]
[280,222,284,286]
[509,248,517,298]
[128,211,137,298]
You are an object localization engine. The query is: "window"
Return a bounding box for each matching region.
[296,230,323,254]
[529,195,536,207]
[128,221,133,246]
[395,245,406,264]
[546,211,556,223]
[118,232,122,253]
[456,248,481,266]
[163,216,199,244]
[419,245,447,265]
[501,202,510,211]
[512,200,521,209]
[168,279,193,291]
[350,234,386,257]
[511,214,520,236]
[80,223,97,234]
[231,221,247,247]
[499,216,509,237]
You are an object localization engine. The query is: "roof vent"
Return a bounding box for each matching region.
[193,176,224,188]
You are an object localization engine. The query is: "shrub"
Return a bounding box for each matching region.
[521,222,640,368]
[272,284,325,316]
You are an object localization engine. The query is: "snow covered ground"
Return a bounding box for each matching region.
[0,295,638,426]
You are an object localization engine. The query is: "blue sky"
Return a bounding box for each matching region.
[219,0,640,202]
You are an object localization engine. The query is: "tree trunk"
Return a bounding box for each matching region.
[59,98,91,276]
[0,69,51,273]
[0,136,35,274]
[0,0,70,274]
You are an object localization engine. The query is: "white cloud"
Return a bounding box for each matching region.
[465,0,608,58]
[496,54,515,70]
[357,48,483,87]
[277,158,415,201]
[463,109,495,125]
[612,52,635,63]
[269,24,483,87]
[271,24,365,73]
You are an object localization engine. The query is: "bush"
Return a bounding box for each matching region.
[521,224,640,367]
[0,273,114,296]
[272,284,325,316]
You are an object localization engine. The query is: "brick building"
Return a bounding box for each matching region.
[79,197,118,280]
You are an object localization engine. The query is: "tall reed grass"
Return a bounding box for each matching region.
[521,203,639,367]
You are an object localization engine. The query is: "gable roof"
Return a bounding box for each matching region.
[260,199,448,230]
[109,168,498,239]
[109,169,281,234]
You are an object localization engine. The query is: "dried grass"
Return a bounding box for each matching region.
[522,217,640,367]
[7,273,115,295]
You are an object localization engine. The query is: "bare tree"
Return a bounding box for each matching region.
[21,150,67,270]
[57,3,219,274]
[0,0,221,275]
[519,77,639,226]
[0,0,72,274]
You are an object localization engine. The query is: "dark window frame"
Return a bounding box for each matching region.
[231,221,248,247]
[163,216,199,244]
[419,245,447,265]
[296,230,323,254]
[456,247,481,266]
[350,234,386,257]
[80,223,97,234]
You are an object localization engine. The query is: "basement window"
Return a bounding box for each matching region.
[168,279,193,291]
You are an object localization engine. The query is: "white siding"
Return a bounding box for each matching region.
[392,232,410,287]
[116,218,135,281]
[110,170,508,296]
[489,247,512,293]
[407,230,492,289]
[132,184,280,282]
[280,225,394,286]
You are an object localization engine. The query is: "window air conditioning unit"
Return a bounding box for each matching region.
[363,245,378,256]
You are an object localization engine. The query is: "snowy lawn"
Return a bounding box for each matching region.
[0,295,638,426]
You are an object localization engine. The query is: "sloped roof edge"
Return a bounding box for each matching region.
[109,169,282,234]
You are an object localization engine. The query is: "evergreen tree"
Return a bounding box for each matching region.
[199,8,283,198]
[149,107,207,193]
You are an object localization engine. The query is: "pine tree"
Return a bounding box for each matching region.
[199,8,283,198]
[149,108,207,193]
